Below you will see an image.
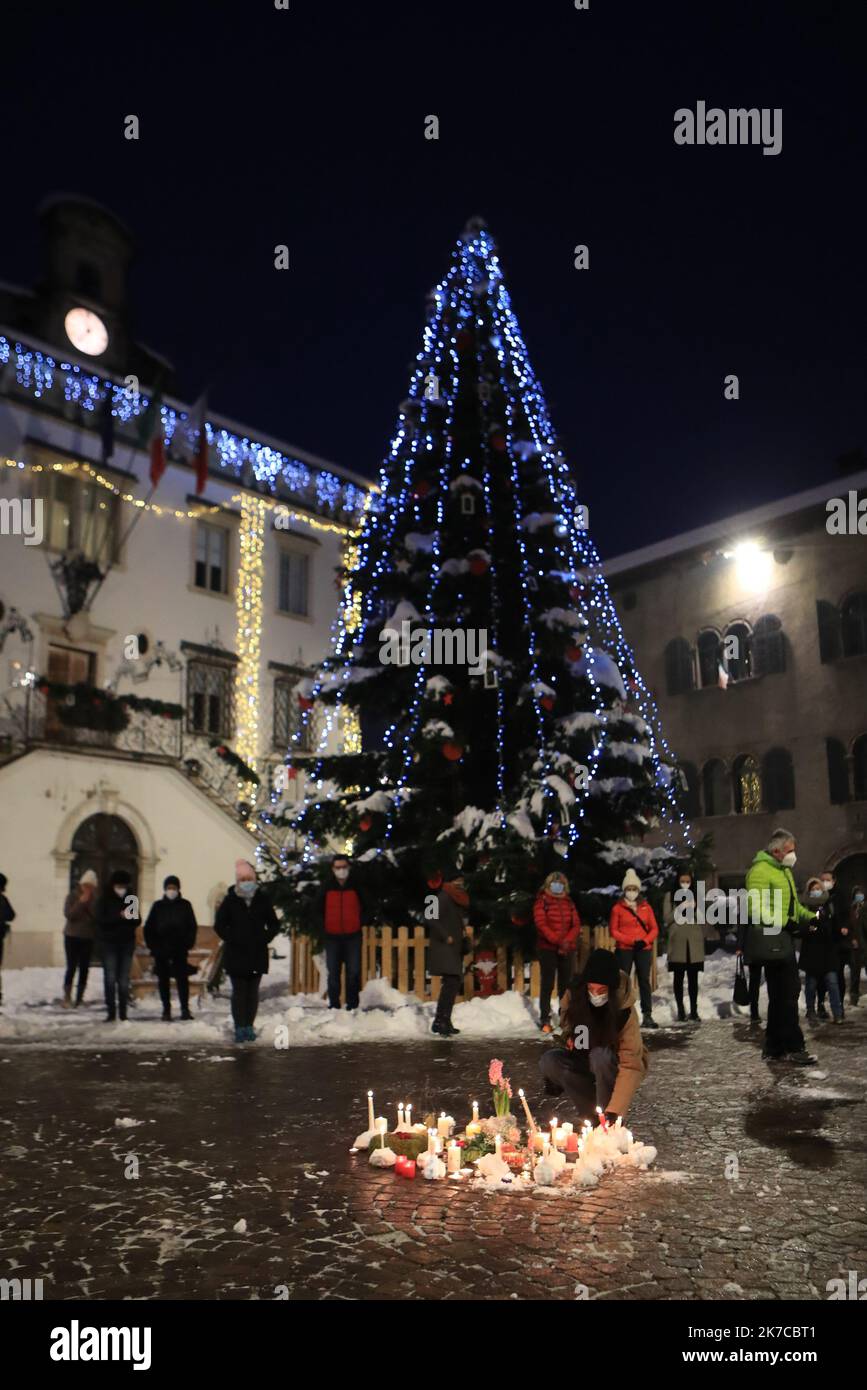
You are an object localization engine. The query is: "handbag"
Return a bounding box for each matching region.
[733,954,750,1006]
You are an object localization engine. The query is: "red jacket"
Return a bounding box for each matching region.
[534,892,582,954]
[609,896,658,948]
[323,887,362,937]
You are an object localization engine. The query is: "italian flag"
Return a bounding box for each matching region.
[137,389,165,489]
[189,393,209,495]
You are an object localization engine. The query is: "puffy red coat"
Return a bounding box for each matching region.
[609,896,658,948]
[323,887,362,936]
[534,892,582,954]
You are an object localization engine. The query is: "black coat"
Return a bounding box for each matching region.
[799,908,839,978]
[144,896,198,958]
[428,890,466,976]
[0,893,14,941]
[95,890,141,947]
[214,886,280,977]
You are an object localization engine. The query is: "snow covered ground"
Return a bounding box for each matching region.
[0,948,751,1049]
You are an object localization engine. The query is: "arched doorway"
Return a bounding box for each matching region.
[830,852,867,916]
[70,814,139,896]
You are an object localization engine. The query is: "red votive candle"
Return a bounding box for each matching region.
[566,1133,579,1152]
[403,1159,416,1179]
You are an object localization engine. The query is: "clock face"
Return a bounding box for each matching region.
[64,306,109,357]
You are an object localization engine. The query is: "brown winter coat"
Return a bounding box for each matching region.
[559,970,649,1118]
[63,890,96,940]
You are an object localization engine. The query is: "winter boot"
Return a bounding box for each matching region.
[540,1021,553,1034]
[676,1003,687,1022]
[642,1015,659,1029]
[161,1008,172,1021]
[431,1021,450,1036]
[806,1007,817,1020]
[689,1009,700,1022]
[244,1026,256,1041]
[234,1025,246,1044]
[180,1009,194,1021]
[786,1050,818,1065]
[817,1003,829,1020]
[62,987,73,1009]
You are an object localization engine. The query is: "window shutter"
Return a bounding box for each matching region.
[816,600,842,663]
[826,737,850,805]
[752,615,786,677]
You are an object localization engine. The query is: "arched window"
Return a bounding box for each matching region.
[665,638,694,695]
[762,747,795,812]
[70,814,139,895]
[841,593,867,658]
[733,754,762,814]
[677,761,701,817]
[854,735,867,802]
[753,614,786,676]
[723,622,752,683]
[826,737,850,804]
[697,629,721,689]
[702,758,730,816]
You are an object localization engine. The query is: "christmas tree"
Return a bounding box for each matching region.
[265,219,692,940]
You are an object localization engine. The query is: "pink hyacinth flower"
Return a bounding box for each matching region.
[488,1058,504,1086]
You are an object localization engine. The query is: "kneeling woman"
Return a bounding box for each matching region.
[538,949,649,1122]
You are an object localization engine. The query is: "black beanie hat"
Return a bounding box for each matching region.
[580,948,621,991]
[164,875,180,890]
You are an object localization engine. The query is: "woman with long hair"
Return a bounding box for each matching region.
[538,948,649,1122]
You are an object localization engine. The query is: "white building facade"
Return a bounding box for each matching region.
[0,197,370,965]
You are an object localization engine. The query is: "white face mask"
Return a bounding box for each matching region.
[165,889,179,900]
[334,868,349,883]
[236,880,257,899]
[589,991,608,1008]
[550,881,565,895]
[781,851,797,868]
[821,881,834,892]
[808,890,826,901]
[678,881,691,892]
[624,889,639,901]
[114,885,126,898]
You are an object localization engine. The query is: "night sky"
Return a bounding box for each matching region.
[4,0,866,558]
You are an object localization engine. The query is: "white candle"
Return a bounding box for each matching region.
[397,1103,405,1130]
[427,1128,437,1155]
[378,1120,387,1150]
[367,1091,375,1131]
[447,1141,462,1174]
[437,1112,454,1139]
[465,1121,481,1138]
[494,1134,502,1155]
[472,1100,479,1123]
[518,1088,536,1132]
[614,1115,623,1130]
[405,1103,412,1129]
[561,1122,573,1137]
[532,1131,546,1153]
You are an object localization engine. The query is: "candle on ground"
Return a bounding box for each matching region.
[566,1133,579,1153]
[466,1121,481,1138]
[472,1100,479,1124]
[518,1088,536,1132]
[427,1128,437,1155]
[397,1103,405,1130]
[437,1112,454,1139]
[494,1134,502,1155]
[403,1160,416,1179]
[367,1091,375,1131]
[447,1142,462,1174]
[532,1131,546,1153]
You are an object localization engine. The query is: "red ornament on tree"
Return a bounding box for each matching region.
[566,644,583,662]
[468,553,489,577]
[298,695,314,711]
[540,695,555,711]
[358,815,372,832]
[441,741,464,761]
[287,767,298,780]
[427,872,443,890]
[443,692,454,706]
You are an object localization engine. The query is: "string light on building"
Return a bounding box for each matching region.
[234,494,267,772]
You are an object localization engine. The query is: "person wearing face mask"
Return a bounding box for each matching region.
[313,855,368,1011]
[533,871,586,1033]
[609,868,659,1029]
[62,868,97,1008]
[538,949,649,1122]
[430,870,472,1036]
[144,876,198,1021]
[798,877,842,1023]
[739,828,817,1063]
[214,860,280,1043]
[95,869,141,1023]
[665,870,705,1022]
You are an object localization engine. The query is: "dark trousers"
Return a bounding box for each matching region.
[538,949,573,1025]
[0,935,4,1001]
[63,936,93,1002]
[672,963,700,1013]
[838,949,861,1004]
[616,945,654,1016]
[325,932,362,1010]
[748,964,764,1019]
[539,1046,619,1119]
[433,973,461,1026]
[154,954,190,1015]
[229,974,261,1027]
[763,956,805,1057]
[102,941,134,1020]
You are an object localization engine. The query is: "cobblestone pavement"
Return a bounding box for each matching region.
[2,1007,867,1301]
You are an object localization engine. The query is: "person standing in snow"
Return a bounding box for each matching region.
[62,869,98,1008]
[799,877,842,1023]
[609,868,659,1028]
[144,875,198,1021]
[313,855,367,1011]
[534,870,585,1034]
[845,885,866,1005]
[430,871,471,1036]
[214,860,280,1043]
[538,949,649,1122]
[738,828,816,1064]
[95,869,140,1023]
[665,869,704,1022]
[0,872,15,1006]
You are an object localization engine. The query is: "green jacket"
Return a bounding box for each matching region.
[742,851,814,963]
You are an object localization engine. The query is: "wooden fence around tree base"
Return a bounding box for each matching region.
[289,926,657,1004]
